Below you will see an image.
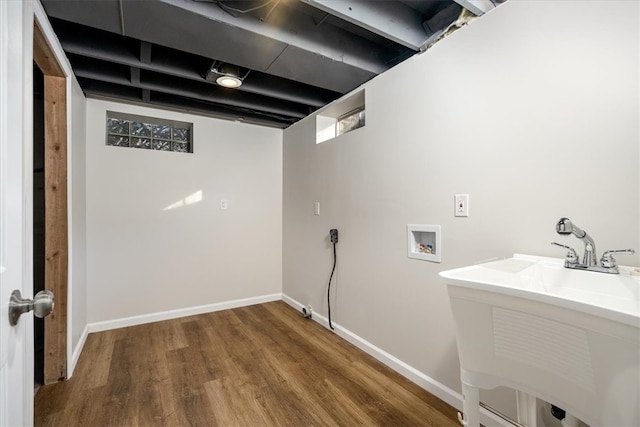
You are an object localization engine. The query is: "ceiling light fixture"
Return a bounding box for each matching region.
[216,75,242,88]
[206,62,246,89]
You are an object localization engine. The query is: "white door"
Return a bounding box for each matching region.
[0,0,34,425]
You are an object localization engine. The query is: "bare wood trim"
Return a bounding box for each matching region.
[33,21,64,77]
[34,15,69,386]
[43,74,68,384]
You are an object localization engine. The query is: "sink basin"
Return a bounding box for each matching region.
[440,254,640,427]
[441,254,640,328]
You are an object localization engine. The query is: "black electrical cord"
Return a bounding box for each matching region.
[327,241,337,330]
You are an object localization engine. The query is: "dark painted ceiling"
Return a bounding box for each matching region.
[42,0,504,128]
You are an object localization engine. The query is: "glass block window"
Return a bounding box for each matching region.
[106,111,193,153]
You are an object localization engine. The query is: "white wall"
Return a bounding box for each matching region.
[68,78,87,367]
[283,0,639,419]
[85,100,283,324]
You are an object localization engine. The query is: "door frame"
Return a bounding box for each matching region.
[33,18,68,385]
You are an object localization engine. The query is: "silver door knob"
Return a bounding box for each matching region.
[8,289,54,326]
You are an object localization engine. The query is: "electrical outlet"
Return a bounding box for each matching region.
[330,229,338,243]
[455,194,469,217]
[302,305,312,318]
[220,199,228,210]
[314,202,320,216]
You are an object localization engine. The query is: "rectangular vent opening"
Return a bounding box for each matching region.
[316,89,365,143]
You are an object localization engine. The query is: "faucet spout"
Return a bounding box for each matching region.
[554,217,635,274]
[556,218,597,266]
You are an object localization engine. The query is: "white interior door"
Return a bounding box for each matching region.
[0,0,34,425]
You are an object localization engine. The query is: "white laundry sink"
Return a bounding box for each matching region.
[440,254,640,427]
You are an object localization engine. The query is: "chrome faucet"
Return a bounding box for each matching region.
[555,217,597,266]
[551,217,635,274]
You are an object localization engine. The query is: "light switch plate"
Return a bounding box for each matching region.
[455,194,469,217]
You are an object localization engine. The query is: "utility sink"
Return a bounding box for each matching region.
[440,254,640,427]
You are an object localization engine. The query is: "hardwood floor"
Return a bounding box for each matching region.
[35,301,459,426]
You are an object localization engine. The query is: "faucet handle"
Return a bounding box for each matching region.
[551,242,579,263]
[600,249,635,268]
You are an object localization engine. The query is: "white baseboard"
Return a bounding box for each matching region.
[87,293,282,334]
[68,323,89,378]
[282,293,511,427]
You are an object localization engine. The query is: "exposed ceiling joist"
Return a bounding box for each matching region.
[299,0,427,51]
[61,41,333,108]
[41,0,397,93]
[84,85,292,128]
[72,62,308,119]
[40,0,505,128]
[452,0,495,16]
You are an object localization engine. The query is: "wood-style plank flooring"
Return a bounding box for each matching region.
[35,301,459,426]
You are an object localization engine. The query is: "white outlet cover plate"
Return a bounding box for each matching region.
[455,194,469,217]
